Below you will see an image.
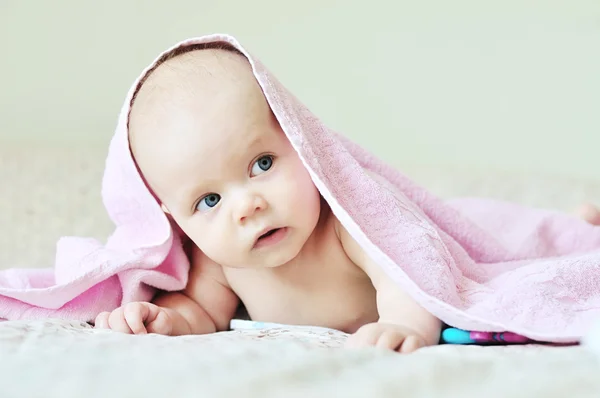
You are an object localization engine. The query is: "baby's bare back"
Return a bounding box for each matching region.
[224,214,379,334]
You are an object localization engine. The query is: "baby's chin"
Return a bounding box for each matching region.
[227,254,299,270]
[220,246,303,270]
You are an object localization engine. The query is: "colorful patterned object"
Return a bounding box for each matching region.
[442,327,534,345]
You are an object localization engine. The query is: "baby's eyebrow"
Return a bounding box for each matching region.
[251,134,263,145]
[241,136,261,152]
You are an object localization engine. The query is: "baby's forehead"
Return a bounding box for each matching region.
[141,47,249,96]
[128,47,272,189]
[131,48,258,129]
[129,47,255,144]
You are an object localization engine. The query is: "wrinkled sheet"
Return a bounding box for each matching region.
[0,318,599,398]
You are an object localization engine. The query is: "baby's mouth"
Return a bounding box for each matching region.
[253,227,287,249]
[258,228,280,240]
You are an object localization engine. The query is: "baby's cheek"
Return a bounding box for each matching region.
[289,171,321,220]
[289,158,317,194]
[195,233,225,258]
[183,224,225,261]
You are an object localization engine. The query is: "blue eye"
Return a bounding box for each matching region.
[251,155,273,176]
[197,193,221,212]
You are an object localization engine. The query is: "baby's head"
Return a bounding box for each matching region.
[128,44,322,268]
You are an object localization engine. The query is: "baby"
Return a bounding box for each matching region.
[95,44,600,353]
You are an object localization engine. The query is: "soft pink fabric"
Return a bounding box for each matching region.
[1,34,599,342]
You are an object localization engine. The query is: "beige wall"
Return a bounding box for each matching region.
[1,1,599,181]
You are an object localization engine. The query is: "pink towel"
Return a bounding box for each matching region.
[1,34,599,343]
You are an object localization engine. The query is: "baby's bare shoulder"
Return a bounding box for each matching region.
[188,243,230,287]
[312,214,369,279]
[330,213,385,282]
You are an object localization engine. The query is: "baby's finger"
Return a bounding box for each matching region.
[399,335,425,354]
[108,308,134,334]
[94,312,110,329]
[123,303,148,335]
[375,330,404,351]
[146,310,173,335]
[346,326,379,348]
[578,203,600,225]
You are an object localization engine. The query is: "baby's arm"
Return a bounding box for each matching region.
[95,245,239,336]
[153,245,239,335]
[336,220,441,352]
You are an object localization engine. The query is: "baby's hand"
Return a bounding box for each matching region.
[345,322,426,353]
[94,302,174,335]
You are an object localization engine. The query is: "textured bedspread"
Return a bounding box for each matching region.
[1,319,599,398]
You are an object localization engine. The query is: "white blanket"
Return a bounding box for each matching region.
[0,319,599,398]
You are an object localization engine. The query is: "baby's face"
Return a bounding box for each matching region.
[129,49,321,268]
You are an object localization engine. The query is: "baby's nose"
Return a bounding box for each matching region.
[236,193,268,223]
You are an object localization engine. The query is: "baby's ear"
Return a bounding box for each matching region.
[160,203,171,214]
